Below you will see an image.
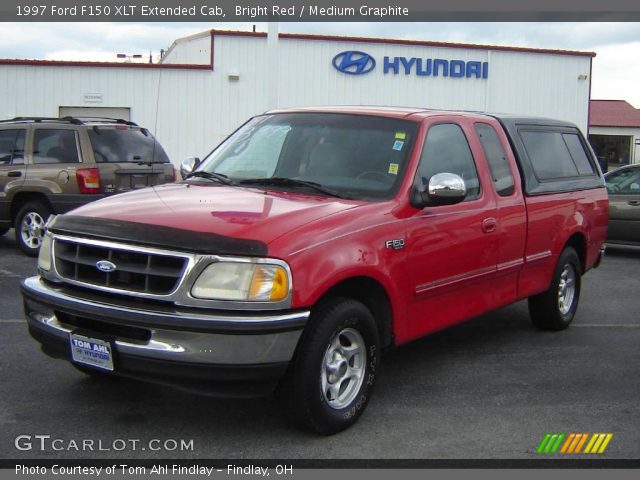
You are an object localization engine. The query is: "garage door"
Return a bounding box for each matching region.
[59,106,131,122]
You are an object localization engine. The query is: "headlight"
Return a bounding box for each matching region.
[191,261,289,302]
[37,233,53,272]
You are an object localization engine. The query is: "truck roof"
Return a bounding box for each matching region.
[264,106,578,128]
[265,105,602,197]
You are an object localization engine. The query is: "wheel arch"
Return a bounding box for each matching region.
[564,231,586,273]
[312,276,395,349]
[10,191,53,224]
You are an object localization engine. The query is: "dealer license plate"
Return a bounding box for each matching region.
[69,333,114,371]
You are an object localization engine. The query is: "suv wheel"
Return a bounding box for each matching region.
[528,247,582,331]
[15,201,52,256]
[283,298,380,435]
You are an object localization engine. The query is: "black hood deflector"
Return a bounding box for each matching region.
[47,215,268,257]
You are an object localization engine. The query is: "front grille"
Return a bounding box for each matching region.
[54,238,188,295]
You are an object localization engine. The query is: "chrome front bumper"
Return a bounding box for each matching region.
[22,276,310,395]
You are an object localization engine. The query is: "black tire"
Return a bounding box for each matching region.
[528,247,582,331]
[14,200,52,257]
[282,298,380,435]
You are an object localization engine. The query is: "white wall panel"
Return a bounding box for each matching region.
[0,33,593,167]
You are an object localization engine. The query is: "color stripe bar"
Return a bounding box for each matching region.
[598,434,613,453]
[560,434,576,454]
[574,433,589,453]
[567,433,582,453]
[538,432,612,454]
[537,434,552,454]
[550,434,565,453]
[545,434,559,454]
[583,433,599,453]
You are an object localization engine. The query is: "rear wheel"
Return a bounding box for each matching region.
[282,298,380,435]
[14,201,52,256]
[528,247,582,331]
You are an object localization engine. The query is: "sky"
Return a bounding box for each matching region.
[1,22,639,107]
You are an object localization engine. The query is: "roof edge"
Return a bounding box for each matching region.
[0,58,212,70]
[210,29,596,58]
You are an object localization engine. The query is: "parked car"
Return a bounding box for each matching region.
[22,107,607,434]
[0,117,175,256]
[604,164,640,245]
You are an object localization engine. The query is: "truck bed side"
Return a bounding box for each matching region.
[492,115,608,298]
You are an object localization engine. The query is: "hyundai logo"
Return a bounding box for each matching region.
[95,260,117,273]
[332,51,376,75]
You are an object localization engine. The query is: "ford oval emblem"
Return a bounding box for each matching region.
[96,260,117,273]
[332,51,376,75]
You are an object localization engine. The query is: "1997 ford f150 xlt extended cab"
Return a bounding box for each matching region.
[22,107,608,434]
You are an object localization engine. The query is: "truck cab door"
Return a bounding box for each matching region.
[472,121,527,302]
[402,118,500,343]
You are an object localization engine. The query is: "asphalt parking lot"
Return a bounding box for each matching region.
[1,230,638,461]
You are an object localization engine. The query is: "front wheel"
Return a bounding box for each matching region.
[283,298,380,435]
[528,247,582,331]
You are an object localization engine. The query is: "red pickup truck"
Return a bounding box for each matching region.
[22,107,608,434]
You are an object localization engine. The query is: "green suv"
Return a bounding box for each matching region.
[0,117,175,255]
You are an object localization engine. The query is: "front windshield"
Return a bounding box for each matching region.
[196,113,419,200]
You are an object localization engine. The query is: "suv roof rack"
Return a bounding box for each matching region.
[71,117,139,127]
[0,116,139,127]
[0,116,83,125]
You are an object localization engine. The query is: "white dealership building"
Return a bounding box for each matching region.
[0,29,594,165]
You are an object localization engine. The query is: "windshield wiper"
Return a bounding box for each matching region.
[184,171,236,185]
[238,177,349,199]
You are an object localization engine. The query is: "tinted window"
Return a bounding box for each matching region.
[33,129,79,164]
[475,123,515,196]
[88,127,170,163]
[563,133,595,175]
[0,129,25,165]
[520,130,588,180]
[416,123,480,199]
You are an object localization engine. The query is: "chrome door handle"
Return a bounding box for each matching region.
[628,200,640,206]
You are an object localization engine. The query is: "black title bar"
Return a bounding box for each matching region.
[3,0,640,21]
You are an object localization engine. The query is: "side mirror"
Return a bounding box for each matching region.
[180,157,201,180]
[410,173,467,208]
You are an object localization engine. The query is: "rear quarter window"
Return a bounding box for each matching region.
[520,130,595,181]
[88,127,170,164]
[33,129,80,164]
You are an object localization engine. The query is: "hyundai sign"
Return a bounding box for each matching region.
[332,51,376,75]
[332,51,489,79]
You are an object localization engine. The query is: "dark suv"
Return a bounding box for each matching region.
[0,117,175,255]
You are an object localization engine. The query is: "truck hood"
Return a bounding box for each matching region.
[68,182,363,246]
